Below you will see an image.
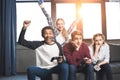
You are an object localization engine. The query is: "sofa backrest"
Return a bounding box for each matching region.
[109,44,120,62]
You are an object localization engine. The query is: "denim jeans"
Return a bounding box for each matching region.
[96,63,113,80]
[69,64,94,80]
[27,62,69,80]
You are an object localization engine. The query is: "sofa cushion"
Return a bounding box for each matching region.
[52,73,86,80]
[109,44,120,62]
[110,62,120,74]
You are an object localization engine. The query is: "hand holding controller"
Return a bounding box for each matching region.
[51,56,63,63]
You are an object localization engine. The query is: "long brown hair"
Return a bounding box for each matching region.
[92,33,105,52]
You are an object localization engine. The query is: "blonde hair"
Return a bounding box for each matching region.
[56,18,69,41]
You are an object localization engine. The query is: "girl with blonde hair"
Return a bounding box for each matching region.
[89,33,113,80]
[38,0,79,46]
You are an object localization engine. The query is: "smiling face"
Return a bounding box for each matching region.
[42,27,54,44]
[56,18,65,32]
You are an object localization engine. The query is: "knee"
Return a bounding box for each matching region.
[103,64,112,71]
[27,66,35,73]
[69,65,76,72]
[60,63,69,72]
[87,64,94,71]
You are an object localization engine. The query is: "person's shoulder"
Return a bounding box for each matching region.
[34,41,45,47]
[104,42,109,45]
[63,42,71,48]
[55,41,60,45]
[102,42,109,48]
[82,41,89,46]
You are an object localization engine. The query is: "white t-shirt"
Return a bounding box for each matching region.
[35,43,59,69]
[56,33,65,46]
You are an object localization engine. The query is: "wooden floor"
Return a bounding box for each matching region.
[0,74,40,80]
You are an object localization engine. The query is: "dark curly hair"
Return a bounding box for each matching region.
[41,26,54,37]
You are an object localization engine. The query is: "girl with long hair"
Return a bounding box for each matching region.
[38,0,79,46]
[89,33,113,80]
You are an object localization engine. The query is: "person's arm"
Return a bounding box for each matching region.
[89,45,98,64]
[56,42,64,63]
[94,44,101,60]
[97,43,110,66]
[18,20,41,50]
[38,3,58,36]
[67,18,80,35]
[63,43,78,65]
[84,43,92,64]
[39,4,53,26]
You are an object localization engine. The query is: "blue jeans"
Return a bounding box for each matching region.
[27,62,69,80]
[69,64,94,80]
[95,63,113,80]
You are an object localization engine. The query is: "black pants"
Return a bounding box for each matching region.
[95,63,113,80]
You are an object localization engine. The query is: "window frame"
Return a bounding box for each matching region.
[16,0,120,42]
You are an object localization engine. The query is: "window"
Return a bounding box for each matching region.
[16,1,120,41]
[16,2,51,41]
[56,3,102,39]
[56,3,76,34]
[106,2,120,39]
[81,3,102,39]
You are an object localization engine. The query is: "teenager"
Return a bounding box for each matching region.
[38,0,79,46]
[89,33,113,80]
[18,20,69,80]
[63,30,94,80]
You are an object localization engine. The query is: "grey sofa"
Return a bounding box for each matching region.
[16,44,120,80]
[108,44,120,80]
[52,44,120,80]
